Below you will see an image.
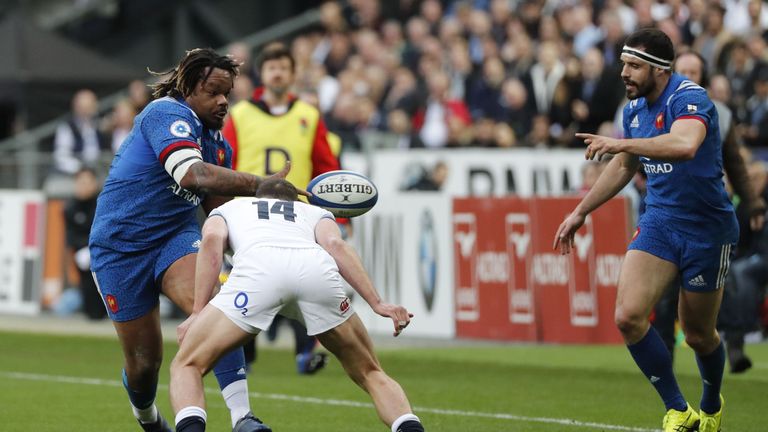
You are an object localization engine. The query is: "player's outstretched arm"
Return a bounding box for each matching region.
[180,161,292,197]
[315,218,413,336]
[580,119,706,162]
[178,215,229,344]
[554,152,639,254]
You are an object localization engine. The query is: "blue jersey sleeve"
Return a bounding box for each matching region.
[622,104,632,138]
[669,88,715,131]
[139,102,203,166]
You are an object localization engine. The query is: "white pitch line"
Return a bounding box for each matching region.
[0,371,659,432]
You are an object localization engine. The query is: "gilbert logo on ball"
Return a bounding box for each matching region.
[307,170,378,217]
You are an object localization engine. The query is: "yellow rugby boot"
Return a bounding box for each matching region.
[662,403,700,432]
[699,395,724,432]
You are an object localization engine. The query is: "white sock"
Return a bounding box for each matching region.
[222,380,251,428]
[131,403,158,424]
[175,406,207,427]
[391,413,420,432]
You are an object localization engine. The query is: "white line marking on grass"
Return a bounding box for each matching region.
[0,371,659,432]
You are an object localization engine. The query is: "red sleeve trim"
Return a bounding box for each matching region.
[222,116,238,170]
[310,117,340,178]
[676,115,708,130]
[158,141,200,165]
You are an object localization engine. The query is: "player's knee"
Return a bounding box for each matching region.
[614,308,645,336]
[126,356,162,384]
[170,350,206,376]
[683,330,718,353]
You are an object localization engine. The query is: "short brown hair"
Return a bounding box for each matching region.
[255,178,299,201]
[257,43,295,74]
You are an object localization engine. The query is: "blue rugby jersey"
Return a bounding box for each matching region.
[622,73,738,243]
[90,96,232,252]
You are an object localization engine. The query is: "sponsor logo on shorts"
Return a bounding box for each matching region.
[688,274,707,287]
[105,294,119,313]
[192,239,201,249]
[340,297,350,314]
[234,292,249,316]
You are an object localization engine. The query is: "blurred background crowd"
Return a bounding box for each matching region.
[2,0,768,170]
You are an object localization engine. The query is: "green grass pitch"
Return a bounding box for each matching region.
[0,330,765,431]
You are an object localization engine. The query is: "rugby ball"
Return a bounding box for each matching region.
[307,170,378,217]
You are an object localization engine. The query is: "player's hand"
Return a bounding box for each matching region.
[177,313,198,345]
[576,133,622,161]
[373,303,414,337]
[553,211,586,255]
[264,161,311,197]
[750,196,767,232]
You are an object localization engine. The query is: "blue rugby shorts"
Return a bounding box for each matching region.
[628,218,734,292]
[90,228,201,321]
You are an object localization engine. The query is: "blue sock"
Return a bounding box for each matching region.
[627,327,687,411]
[213,346,248,390]
[696,341,725,414]
[122,368,156,409]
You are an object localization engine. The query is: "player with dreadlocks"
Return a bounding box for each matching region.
[90,48,280,432]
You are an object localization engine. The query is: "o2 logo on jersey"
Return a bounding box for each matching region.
[170,120,192,138]
[234,292,249,316]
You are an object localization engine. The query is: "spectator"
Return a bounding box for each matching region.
[63,167,103,320]
[500,77,535,140]
[523,41,565,116]
[126,79,150,112]
[52,89,108,175]
[406,160,449,191]
[414,71,471,148]
[524,114,555,148]
[387,109,424,149]
[742,66,768,147]
[108,99,136,153]
[466,56,506,120]
[693,2,733,76]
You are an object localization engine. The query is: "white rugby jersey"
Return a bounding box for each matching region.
[210,197,335,254]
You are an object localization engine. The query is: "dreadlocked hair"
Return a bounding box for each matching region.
[149,48,240,99]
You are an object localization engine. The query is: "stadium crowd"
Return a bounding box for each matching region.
[56,0,768,156]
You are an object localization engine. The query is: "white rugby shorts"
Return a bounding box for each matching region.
[209,246,354,335]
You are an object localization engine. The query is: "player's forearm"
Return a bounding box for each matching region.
[193,238,223,313]
[574,155,636,217]
[621,133,698,160]
[326,239,382,308]
[181,162,260,197]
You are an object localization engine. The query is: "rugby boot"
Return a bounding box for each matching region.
[297,352,328,375]
[699,395,724,432]
[138,414,173,432]
[662,403,700,432]
[233,412,272,432]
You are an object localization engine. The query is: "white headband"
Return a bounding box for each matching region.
[621,46,672,70]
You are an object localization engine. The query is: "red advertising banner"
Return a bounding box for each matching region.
[454,197,537,341]
[454,197,631,344]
